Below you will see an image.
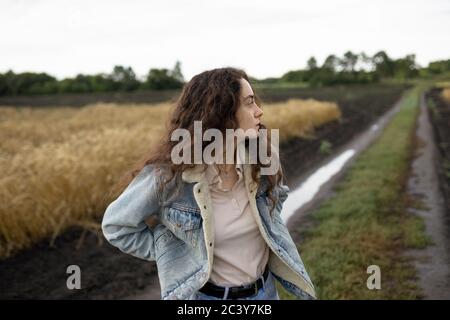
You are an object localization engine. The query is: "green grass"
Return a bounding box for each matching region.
[277,85,432,299]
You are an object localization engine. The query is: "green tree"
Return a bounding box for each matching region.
[0,71,58,95]
[144,68,183,90]
[322,54,339,72]
[110,65,140,91]
[340,51,359,72]
[307,57,318,70]
[373,50,395,78]
[427,59,450,75]
[392,54,419,79]
[281,70,307,82]
[359,51,374,71]
[171,60,184,83]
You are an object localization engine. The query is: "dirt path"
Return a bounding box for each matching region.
[286,96,402,237]
[405,93,450,299]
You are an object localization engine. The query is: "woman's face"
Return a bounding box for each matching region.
[235,78,263,139]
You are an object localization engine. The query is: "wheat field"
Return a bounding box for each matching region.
[0,99,341,259]
[441,87,450,103]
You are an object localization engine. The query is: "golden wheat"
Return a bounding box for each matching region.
[0,98,340,259]
[263,99,341,141]
[440,87,450,103]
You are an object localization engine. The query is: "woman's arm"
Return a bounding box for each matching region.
[101,165,162,261]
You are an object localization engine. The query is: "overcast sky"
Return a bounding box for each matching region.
[1,0,449,81]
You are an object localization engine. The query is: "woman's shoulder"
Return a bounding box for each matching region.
[141,163,171,177]
[141,163,181,189]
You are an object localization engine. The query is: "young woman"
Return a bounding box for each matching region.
[101,67,316,300]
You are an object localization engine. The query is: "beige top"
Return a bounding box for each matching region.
[205,163,269,287]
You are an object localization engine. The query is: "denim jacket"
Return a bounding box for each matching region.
[102,160,316,300]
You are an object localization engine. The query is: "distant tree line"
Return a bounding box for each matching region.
[1,52,450,96]
[0,61,184,96]
[260,51,450,87]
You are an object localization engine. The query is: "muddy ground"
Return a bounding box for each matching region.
[0,88,406,299]
[425,88,450,216]
[404,91,450,299]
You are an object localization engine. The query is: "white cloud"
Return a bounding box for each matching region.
[1,0,449,80]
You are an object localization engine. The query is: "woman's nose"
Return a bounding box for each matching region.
[255,105,263,117]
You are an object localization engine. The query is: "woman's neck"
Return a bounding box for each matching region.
[215,143,238,174]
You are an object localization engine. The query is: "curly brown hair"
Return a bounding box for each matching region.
[110,67,285,215]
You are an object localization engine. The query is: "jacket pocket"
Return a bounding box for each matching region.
[164,203,202,247]
[154,226,187,271]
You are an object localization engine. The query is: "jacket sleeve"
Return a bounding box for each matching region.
[101,165,162,261]
[275,181,290,214]
[278,174,290,203]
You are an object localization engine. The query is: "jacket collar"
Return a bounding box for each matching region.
[181,143,260,185]
[181,162,259,193]
[181,164,208,183]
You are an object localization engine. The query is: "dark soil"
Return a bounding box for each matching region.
[280,85,407,181]
[425,88,450,216]
[0,227,159,299]
[0,85,407,299]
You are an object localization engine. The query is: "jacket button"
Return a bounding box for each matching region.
[176,223,181,228]
[198,189,201,193]
[209,242,213,247]
[204,205,207,209]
